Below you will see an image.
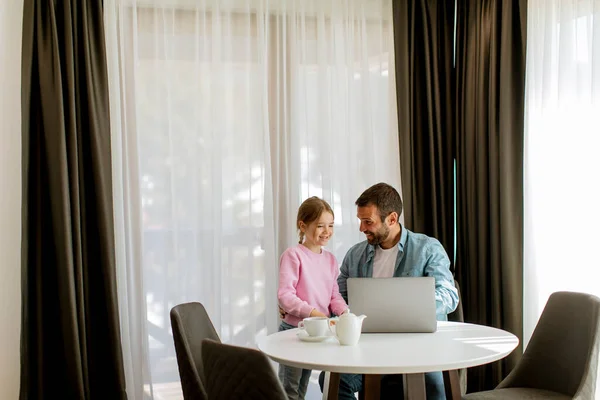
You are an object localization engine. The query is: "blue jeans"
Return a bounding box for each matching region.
[318,371,446,400]
[278,321,311,400]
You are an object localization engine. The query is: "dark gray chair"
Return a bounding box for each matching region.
[464,291,600,400]
[201,339,287,400]
[170,302,221,400]
[448,279,464,323]
[448,279,468,395]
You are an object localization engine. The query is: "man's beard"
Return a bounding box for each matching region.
[366,224,390,246]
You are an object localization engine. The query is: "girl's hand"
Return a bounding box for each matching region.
[309,309,328,318]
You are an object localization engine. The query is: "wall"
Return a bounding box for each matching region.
[0,0,23,398]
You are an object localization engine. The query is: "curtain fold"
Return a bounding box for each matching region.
[392,0,456,264]
[20,1,127,398]
[454,0,527,392]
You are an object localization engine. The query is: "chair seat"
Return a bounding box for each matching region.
[463,388,571,400]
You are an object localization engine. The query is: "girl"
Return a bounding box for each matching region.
[277,196,348,400]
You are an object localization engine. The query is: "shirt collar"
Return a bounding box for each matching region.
[398,224,407,252]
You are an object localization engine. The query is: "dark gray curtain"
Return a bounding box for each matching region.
[20,1,127,398]
[454,0,527,392]
[393,0,456,264]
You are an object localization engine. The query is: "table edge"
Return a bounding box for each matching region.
[257,322,520,374]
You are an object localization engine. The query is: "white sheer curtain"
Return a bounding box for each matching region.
[524,0,600,379]
[104,0,399,398]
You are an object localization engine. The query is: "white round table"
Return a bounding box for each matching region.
[257,321,519,400]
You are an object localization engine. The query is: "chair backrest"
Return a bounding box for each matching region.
[448,279,464,323]
[170,302,221,400]
[498,291,600,398]
[201,339,287,400]
[447,279,467,395]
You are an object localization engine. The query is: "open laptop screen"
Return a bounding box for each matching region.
[347,277,437,333]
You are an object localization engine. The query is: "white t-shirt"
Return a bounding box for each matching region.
[372,245,399,278]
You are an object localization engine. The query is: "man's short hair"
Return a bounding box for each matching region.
[355,182,403,222]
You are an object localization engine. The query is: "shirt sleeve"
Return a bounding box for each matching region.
[423,240,459,315]
[329,256,349,316]
[277,249,314,318]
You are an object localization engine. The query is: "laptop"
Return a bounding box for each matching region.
[347,277,437,333]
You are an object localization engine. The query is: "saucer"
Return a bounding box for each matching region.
[296,330,334,343]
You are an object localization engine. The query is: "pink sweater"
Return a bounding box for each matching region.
[278,244,348,327]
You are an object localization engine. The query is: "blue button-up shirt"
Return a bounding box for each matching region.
[338,226,459,320]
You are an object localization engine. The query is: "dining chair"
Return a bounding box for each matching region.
[448,279,467,396]
[201,339,288,400]
[463,291,600,400]
[448,279,464,323]
[170,302,221,400]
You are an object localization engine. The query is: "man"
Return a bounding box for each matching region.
[318,182,458,399]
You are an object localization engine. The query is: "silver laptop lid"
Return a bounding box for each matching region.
[347,277,437,333]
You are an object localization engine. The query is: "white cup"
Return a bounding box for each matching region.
[298,317,329,337]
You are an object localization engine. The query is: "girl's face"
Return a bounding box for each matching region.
[300,211,334,251]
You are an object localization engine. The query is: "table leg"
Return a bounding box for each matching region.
[361,374,382,400]
[322,371,340,400]
[403,373,426,400]
[443,369,462,400]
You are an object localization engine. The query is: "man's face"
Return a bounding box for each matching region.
[357,204,390,246]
